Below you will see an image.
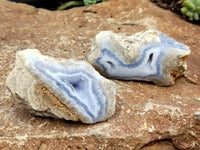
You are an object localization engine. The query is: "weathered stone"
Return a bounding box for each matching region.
[141,141,176,150]
[6,49,116,124]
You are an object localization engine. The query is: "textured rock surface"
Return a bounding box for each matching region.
[87,30,191,86]
[6,49,116,124]
[0,0,200,149]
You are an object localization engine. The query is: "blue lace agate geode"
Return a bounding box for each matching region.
[6,49,116,124]
[87,30,191,86]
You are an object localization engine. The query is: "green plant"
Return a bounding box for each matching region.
[83,0,107,5]
[181,0,200,21]
[57,0,107,10]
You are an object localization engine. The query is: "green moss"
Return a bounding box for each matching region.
[181,0,200,21]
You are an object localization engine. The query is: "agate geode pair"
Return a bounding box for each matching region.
[6,30,191,124]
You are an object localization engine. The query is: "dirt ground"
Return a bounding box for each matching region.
[0,0,200,149]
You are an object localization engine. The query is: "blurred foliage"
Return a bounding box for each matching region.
[83,0,107,5]
[57,0,107,10]
[181,0,200,20]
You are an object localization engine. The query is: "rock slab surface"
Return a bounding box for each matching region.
[0,0,200,149]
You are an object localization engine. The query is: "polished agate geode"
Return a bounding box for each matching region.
[6,49,116,124]
[87,30,191,86]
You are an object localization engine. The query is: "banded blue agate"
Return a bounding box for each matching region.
[6,49,116,124]
[87,30,191,86]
